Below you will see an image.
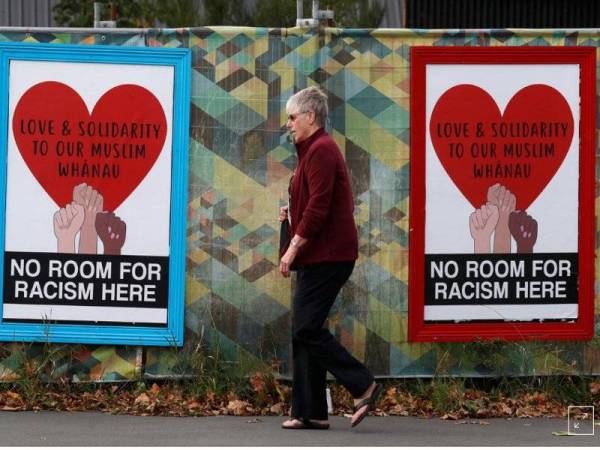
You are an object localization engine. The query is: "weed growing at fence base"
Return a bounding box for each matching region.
[0,335,597,418]
[0,372,598,418]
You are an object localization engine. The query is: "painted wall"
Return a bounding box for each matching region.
[0,27,598,381]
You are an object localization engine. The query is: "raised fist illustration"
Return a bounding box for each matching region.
[469,203,499,254]
[73,182,104,254]
[509,210,538,253]
[53,202,85,253]
[95,211,126,255]
[487,183,516,253]
[487,183,516,221]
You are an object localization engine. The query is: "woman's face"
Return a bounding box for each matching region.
[286,108,315,144]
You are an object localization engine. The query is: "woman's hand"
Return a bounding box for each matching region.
[279,234,306,278]
[279,245,297,278]
[279,206,289,222]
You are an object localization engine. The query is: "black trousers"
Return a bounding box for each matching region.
[290,261,374,421]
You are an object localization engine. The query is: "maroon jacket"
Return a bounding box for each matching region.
[287,128,358,266]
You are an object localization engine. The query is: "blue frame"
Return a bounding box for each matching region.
[0,43,191,346]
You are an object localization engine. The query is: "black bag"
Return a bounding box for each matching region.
[279,218,290,257]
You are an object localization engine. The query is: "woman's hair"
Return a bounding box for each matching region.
[286,86,328,127]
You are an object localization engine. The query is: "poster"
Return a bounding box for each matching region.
[0,43,190,346]
[409,47,595,342]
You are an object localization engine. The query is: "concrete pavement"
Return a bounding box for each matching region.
[0,411,598,446]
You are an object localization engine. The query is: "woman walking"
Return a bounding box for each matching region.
[279,87,383,430]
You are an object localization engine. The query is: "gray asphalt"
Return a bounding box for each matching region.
[0,412,598,446]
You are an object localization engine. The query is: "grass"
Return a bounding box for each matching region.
[0,332,597,418]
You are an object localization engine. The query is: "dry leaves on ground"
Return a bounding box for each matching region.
[0,377,597,419]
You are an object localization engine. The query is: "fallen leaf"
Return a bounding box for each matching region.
[270,402,283,415]
[187,401,201,410]
[250,372,266,394]
[206,390,215,403]
[227,400,250,416]
[464,390,481,400]
[390,404,407,415]
[6,391,22,401]
[150,384,161,395]
[134,393,151,405]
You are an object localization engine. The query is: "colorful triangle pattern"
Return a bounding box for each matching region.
[0,28,597,381]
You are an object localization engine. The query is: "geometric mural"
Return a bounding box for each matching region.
[0,27,598,380]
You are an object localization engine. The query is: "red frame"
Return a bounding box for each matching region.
[408,46,596,342]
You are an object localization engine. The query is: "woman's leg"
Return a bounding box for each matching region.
[306,351,328,419]
[289,271,328,422]
[292,261,373,399]
[287,333,328,425]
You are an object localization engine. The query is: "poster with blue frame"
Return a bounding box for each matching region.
[0,43,190,346]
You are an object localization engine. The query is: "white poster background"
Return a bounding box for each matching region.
[5,60,174,256]
[425,64,580,254]
[424,64,580,322]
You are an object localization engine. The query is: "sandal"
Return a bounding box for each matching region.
[281,418,330,430]
[351,383,384,428]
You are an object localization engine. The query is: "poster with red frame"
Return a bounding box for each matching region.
[408,47,596,342]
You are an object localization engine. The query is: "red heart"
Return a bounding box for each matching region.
[430,84,574,210]
[13,81,167,211]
